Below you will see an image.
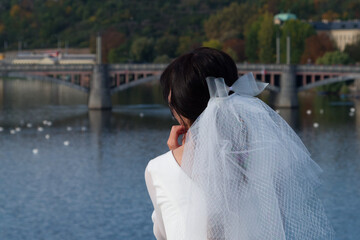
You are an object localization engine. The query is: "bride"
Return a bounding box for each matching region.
[145,47,334,239]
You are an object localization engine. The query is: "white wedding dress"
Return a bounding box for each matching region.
[145,74,334,240]
[145,151,207,240]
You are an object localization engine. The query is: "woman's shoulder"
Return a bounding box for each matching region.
[145,151,182,183]
[145,150,185,203]
[145,151,175,173]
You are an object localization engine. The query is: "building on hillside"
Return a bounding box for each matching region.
[274,13,297,25]
[310,20,360,51]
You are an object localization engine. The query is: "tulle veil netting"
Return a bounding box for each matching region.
[179,73,335,239]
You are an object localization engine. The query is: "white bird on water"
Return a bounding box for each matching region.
[37,127,44,132]
[26,123,32,128]
[0,127,3,132]
[10,129,16,134]
[313,122,319,128]
[64,141,70,146]
[45,134,50,140]
[15,127,21,132]
[67,126,72,131]
[32,149,39,154]
[306,109,312,115]
[43,120,52,126]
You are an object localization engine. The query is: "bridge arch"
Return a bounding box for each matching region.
[110,75,160,94]
[297,75,359,92]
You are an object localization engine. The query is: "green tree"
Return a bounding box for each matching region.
[202,39,222,50]
[258,12,276,63]
[153,54,171,63]
[316,51,351,65]
[224,48,238,62]
[280,20,315,64]
[176,36,193,56]
[176,36,202,56]
[344,40,360,63]
[155,35,178,58]
[130,37,154,62]
[245,19,261,62]
[316,51,351,93]
[108,44,130,63]
[203,2,256,41]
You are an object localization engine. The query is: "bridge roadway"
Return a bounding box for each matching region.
[0,63,359,109]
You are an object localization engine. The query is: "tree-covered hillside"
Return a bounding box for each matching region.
[0,0,359,63]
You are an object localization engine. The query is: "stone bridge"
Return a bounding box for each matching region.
[0,63,359,109]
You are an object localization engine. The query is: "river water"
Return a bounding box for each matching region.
[0,79,359,240]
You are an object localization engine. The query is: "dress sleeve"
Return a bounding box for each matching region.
[145,164,166,240]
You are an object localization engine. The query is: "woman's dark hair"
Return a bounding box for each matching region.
[160,47,238,125]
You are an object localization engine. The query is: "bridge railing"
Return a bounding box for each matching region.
[0,64,93,71]
[0,63,359,73]
[296,65,360,73]
[109,63,168,71]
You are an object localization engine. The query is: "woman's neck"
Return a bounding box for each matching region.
[172,145,184,166]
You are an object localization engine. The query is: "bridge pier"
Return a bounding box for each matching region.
[274,65,298,108]
[354,77,360,95]
[88,33,112,110]
[88,64,112,110]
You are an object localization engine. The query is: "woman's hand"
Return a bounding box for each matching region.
[167,125,187,150]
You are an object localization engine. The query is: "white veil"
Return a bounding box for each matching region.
[181,73,335,239]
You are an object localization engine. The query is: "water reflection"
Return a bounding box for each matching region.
[89,110,112,135]
[88,110,111,172]
[277,108,300,131]
[0,80,3,110]
[0,78,87,109]
[356,100,360,129]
